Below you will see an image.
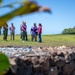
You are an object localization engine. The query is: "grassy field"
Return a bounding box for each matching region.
[0,34,75,47]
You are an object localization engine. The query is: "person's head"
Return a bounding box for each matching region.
[3,23,8,27]
[6,23,8,26]
[11,23,13,26]
[22,21,26,24]
[34,23,36,26]
[38,23,42,26]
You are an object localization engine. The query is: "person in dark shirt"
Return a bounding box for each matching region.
[0,27,2,35]
[3,23,8,40]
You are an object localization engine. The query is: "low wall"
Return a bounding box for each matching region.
[4,46,75,75]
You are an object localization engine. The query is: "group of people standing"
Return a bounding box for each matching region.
[2,21,42,43]
[3,23,15,41]
[30,23,42,43]
[20,21,42,43]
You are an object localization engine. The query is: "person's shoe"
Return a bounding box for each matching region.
[26,39,28,41]
[22,41,25,42]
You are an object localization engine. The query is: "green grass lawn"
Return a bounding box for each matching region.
[0,34,75,47]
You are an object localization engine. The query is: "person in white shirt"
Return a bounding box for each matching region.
[9,23,15,40]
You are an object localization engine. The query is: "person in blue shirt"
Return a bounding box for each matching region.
[30,23,37,41]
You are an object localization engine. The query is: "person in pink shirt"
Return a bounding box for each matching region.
[37,23,42,42]
[21,21,27,42]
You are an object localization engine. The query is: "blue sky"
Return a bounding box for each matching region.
[0,0,75,34]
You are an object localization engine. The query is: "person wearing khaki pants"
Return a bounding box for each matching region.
[9,23,15,40]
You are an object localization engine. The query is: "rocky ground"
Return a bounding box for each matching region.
[1,45,75,75]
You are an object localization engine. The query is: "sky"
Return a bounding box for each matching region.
[0,0,75,34]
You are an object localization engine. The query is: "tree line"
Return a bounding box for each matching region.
[62,26,75,34]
